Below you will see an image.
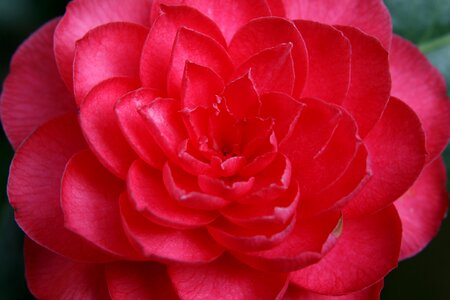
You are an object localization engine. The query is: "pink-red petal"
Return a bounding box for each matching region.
[8,114,110,262]
[390,35,450,163]
[140,4,226,91]
[150,0,272,43]
[79,77,139,179]
[343,97,426,218]
[283,281,384,300]
[234,43,295,96]
[283,0,392,49]
[0,19,75,149]
[395,158,449,259]
[106,262,179,300]
[25,238,110,300]
[337,25,391,138]
[119,193,224,264]
[54,0,152,89]
[168,254,289,300]
[61,150,141,259]
[229,17,308,96]
[115,88,166,169]
[73,22,148,104]
[167,27,233,97]
[295,20,350,104]
[234,210,341,272]
[128,159,217,230]
[139,98,187,159]
[290,205,401,295]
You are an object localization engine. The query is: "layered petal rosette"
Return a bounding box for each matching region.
[1,0,449,299]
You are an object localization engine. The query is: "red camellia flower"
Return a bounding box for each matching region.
[1,0,449,299]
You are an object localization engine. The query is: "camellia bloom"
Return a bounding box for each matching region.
[1,0,449,299]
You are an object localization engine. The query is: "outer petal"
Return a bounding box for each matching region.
[128,159,217,229]
[106,262,179,300]
[228,17,308,96]
[120,193,224,264]
[115,88,166,169]
[390,35,450,163]
[290,205,401,295]
[0,19,75,149]
[140,4,227,91]
[337,26,391,138]
[395,158,449,259]
[234,44,295,96]
[167,27,233,97]
[54,0,152,89]
[283,281,384,300]
[80,77,139,179]
[25,238,110,300]
[8,114,110,262]
[283,98,359,197]
[181,62,225,110]
[169,255,289,300]
[73,22,148,104]
[150,0,272,43]
[283,0,392,49]
[61,150,141,259]
[343,98,426,218]
[295,20,351,104]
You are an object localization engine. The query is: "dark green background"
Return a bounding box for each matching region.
[0,0,449,299]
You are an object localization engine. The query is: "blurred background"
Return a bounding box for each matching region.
[0,0,449,299]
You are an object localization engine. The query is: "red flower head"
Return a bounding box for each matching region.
[1,0,449,299]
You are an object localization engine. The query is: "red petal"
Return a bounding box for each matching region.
[301,145,370,217]
[343,97,426,218]
[267,0,286,17]
[140,4,226,91]
[80,77,139,179]
[167,27,233,98]
[61,150,141,259]
[283,0,392,50]
[163,163,230,210]
[222,182,300,230]
[54,0,151,89]
[229,17,308,96]
[395,158,449,259]
[223,73,260,119]
[169,255,288,300]
[260,93,304,144]
[390,35,450,162]
[73,22,148,104]
[115,88,166,169]
[0,19,75,149]
[181,62,225,110]
[128,160,217,230]
[295,20,350,104]
[284,98,359,197]
[106,262,178,300]
[239,154,291,205]
[207,216,296,252]
[139,98,187,159]
[290,205,401,295]
[234,210,341,272]
[337,26,391,138]
[283,281,384,300]
[280,98,341,159]
[8,114,110,261]
[25,238,110,300]
[151,0,272,43]
[120,193,224,264]
[234,43,295,96]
